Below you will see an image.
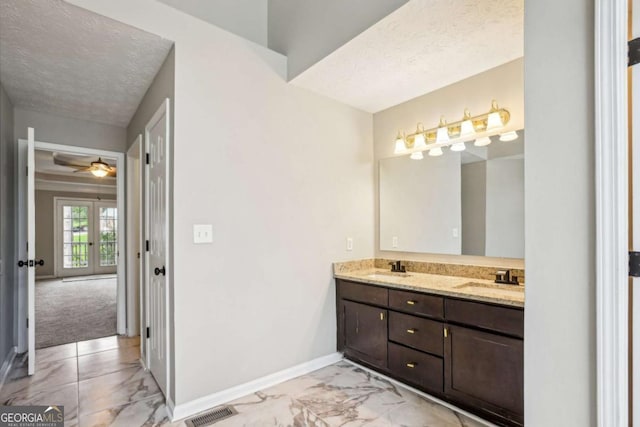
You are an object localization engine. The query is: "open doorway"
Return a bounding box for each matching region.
[23,143,127,350]
[33,148,120,349]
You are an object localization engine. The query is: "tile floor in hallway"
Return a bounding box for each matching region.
[0,337,492,427]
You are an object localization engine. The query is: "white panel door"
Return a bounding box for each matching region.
[634,0,640,422]
[17,129,36,374]
[145,99,170,396]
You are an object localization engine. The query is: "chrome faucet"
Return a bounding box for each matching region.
[495,269,519,285]
[389,260,406,273]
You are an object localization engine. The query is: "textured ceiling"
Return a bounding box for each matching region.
[0,0,173,127]
[290,0,523,113]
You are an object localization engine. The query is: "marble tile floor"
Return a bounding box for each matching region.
[1,340,493,427]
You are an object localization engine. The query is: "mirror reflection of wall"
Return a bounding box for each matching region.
[379,131,524,259]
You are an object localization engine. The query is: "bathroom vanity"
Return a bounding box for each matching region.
[334,265,524,427]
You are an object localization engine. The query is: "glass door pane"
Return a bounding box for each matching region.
[99,206,118,267]
[62,205,90,269]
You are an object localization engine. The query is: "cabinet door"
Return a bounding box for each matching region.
[444,325,523,423]
[344,300,387,368]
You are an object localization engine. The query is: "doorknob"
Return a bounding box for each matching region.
[88,242,93,246]
[34,260,44,266]
[17,260,28,268]
[154,266,166,276]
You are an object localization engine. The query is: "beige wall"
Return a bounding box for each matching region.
[35,191,116,278]
[523,0,595,424]
[0,83,15,366]
[69,0,375,406]
[14,108,126,152]
[373,58,525,268]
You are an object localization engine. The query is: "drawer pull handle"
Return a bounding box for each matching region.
[444,328,448,338]
[407,328,416,334]
[406,362,416,368]
[406,300,416,305]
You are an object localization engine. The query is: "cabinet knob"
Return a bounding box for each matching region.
[407,328,416,334]
[406,362,416,368]
[406,300,416,305]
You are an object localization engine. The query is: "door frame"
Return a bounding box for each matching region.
[126,135,143,341]
[595,0,629,425]
[17,140,127,337]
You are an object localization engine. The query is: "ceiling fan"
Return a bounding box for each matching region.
[53,153,117,178]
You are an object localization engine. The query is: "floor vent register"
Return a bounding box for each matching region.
[185,406,238,427]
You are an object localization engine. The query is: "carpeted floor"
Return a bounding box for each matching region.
[35,276,117,349]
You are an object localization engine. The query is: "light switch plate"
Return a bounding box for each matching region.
[392,237,398,248]
[452,228,459,238]
[346,237,353,251]
[193,224,213,244]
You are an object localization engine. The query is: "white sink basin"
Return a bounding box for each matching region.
[454,282,524,295]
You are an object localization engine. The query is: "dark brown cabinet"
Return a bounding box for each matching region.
[444,325,523,424]
[343,300,388,369]
[336,279,524,427]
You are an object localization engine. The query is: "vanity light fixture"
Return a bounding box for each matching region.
[394,131,407,154]
[410,151,424,160]
[413,123,427,151]
[474,136,492,147]
[429,146,444,156]
[499,130,519,142]
[395,100,512,159]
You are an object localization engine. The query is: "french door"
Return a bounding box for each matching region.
[56,199,118,277]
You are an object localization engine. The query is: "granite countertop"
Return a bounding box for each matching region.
[334,267,524,308]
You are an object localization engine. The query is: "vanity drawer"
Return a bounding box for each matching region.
[389,289,444,319]
[388,342,443,393]
[389,311,444,356]
[445,299,524,338]
[339,280,388,306]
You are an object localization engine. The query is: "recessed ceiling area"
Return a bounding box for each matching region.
[35,150,117,193]
[0,0,174,127]
[290,0,524,113]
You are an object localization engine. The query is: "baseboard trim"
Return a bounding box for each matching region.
[35,275,56,280]
[168,352,343,421]
[0,347,18,395]
[342,359,496,427]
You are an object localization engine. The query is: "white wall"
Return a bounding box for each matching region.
[373,59,525,268]
[67,0,375,407]
[14,109,126,152]
[268,0,408,79]
[524,0,595,424]
[0,83,16,367]
[379,154,461,254]
[485,158,524,258]
[158,0,267,47]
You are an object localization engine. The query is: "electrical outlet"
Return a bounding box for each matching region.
[346,237,353,251]
[452,228,459,238]
[392,237,398,248]
[193,224,213,244]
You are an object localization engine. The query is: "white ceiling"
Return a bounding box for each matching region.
[290,0,524,113]
[0,0,174,127]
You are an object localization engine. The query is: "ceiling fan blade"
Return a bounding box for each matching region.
[72,166,93,173]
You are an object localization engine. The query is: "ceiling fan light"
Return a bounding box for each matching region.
[499,130,519,142]
[474,136,492,147]
[450,142,466,152]
[428,147,443,157]
[410,151,424,160]
[91,168,109,178]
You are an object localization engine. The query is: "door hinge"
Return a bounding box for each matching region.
[26,166,28,177]
[629,38,640,66]
[630,252,640,277]
[26,318,29,328]
[146,327,150,338]
[145,153,150,165]
[145,240,149,252]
